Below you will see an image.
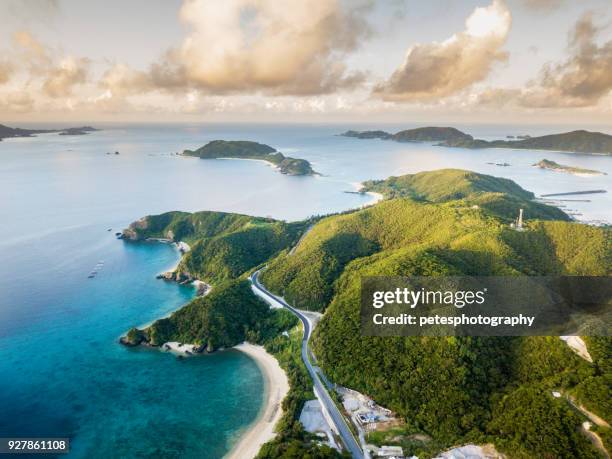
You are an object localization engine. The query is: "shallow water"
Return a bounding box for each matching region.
[0,123,610,458]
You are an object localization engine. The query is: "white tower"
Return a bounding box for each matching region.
[517,208,524,229]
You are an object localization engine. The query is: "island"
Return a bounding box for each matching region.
[533,159,607,176]
[119,168,611,459]
[183,140,316,176]
[58,126,98,136]
[0,123,99,141]
[341,126,612,155]
[341,126,471,143]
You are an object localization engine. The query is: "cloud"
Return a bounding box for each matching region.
[2,0,60,25]
[514,13,612,108]
[107,0,371,96]
[42,57,90,97]
[373,0,512,102]
[520,0,564,11]
[0,91,35,113]
[0,61,14,85]
[13,30,51,68]
[8,31,90,97]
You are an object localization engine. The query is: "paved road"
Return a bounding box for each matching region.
[250,269,364,459]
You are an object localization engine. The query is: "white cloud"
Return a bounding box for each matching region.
[374,0,511,102]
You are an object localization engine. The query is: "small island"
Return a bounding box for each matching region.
[341,126,612,155]
[533,159,607,176]
[183,140,316,176]
[0,123,99,141]
[58,126,98,136]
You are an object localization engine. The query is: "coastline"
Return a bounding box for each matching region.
[226,343,289,459]
[352,181,384,208]
[217,157,280,170]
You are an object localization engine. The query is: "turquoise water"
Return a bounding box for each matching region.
[0,123,610,458]
[0,234,264,458]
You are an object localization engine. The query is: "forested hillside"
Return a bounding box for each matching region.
[124,169,610,458]
[260,170,610,457]
[123,210,309,284]
[362,169,569,221]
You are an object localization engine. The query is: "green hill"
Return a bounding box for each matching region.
[122,169,611,458]
[258,170,610,456]
[362,169,569,221]
[183,140,316,175]
[392,127,472,143]
[122,210,308,284]
[126,279,275,351]
[341,127,471,143]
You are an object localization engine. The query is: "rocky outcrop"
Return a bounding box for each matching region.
[119,327,148,346]
[121,217,149,240]
[156,270,194,285]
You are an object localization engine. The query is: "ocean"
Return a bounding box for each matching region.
[0,123,610,458]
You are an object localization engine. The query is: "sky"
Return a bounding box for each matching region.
[1,0,611,124]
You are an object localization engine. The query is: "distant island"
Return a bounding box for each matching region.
[341,127,612,155]
[341,126,469,143]
[58,126,98,136]
[533,159,607,176]
[0,123,99,141]
[183,140,316,176]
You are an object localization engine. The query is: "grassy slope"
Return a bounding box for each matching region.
[362,169,569,221]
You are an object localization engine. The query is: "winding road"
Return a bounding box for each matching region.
[250,269,364,459]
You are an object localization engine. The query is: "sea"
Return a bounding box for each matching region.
[0,123,610,458]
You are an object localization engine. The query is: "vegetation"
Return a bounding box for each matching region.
[533,159,606,176]
[342,126,612,154]
[487,386,599,458]
[183,140,316,175]
[122,210,309,284]
[361,169,568,221]
[255,325,346,459]
[134,280,269,350]
[257,169,610,457]
[124,168,610,458]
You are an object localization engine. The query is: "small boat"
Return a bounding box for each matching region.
[88,274,95,279]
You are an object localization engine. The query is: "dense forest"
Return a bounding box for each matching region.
[260,169,611,457]
[122,210,309,284]
[124,169,611,458]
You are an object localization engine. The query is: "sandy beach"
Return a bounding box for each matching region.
[226,343,289,459]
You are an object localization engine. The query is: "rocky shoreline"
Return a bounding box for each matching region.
[118,228,211,351]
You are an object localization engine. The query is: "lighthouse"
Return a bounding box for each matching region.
[517,208,524,229]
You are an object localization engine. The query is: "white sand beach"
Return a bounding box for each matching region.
[226,343,289,459]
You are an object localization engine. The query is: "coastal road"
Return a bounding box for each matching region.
[250,269,364,459]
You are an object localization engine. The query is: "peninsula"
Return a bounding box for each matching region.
[0,124,98,141]
[183,140,316,176]
[341,127,612,155]
[533,159,607,176]
[119,169,611,459]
